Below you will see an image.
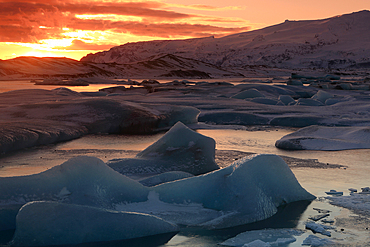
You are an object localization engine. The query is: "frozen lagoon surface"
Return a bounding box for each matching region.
[1,78,370,246]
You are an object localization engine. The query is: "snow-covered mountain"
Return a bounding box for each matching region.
[0,54,242,79]
[0,57,116,79]
[82,10,370,70]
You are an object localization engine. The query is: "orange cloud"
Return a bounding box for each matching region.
[55,39,115,50]
[0,0,251,58]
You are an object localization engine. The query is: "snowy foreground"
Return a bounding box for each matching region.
[0,125,315,246]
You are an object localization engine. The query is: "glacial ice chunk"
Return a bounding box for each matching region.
[302,235,334,246]
[139,171,194,187]
[250,98,278,105]
[198,112,269,125]
[108,122,219,175]
[153,154,315,229]
[1,154,314,232]
[275,125,370,150]
[278,95,295,105]
[297,98,325,106]
[305,222,333,236]
[311,90,333,104]
[231,89,265,99]
[10,201,179,246]
[220,228,304,246]
[0,156,149,208]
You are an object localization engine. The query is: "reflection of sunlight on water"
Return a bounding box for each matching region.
[0,81,123,93]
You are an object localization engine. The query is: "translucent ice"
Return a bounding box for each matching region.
[1,154,314,232]
[153,154,315,228]
[302,235,334,246]
[220,228,304,246]
[139,171,194,187]
[275,125,370,150]
[108,122,220,175]
[10,201,179,246]
[311,90,333,104]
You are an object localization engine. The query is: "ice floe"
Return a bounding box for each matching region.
[107,122,219,175]
[219,228,304,246]
[0,154,315,233]
[10,201,179,246]
[275,125,370,150]
[327,192,370,217]
[305,221,334,236]
[302,234,334,246]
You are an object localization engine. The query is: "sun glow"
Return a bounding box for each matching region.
[75,14,143,22]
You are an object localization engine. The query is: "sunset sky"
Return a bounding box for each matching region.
[0,0,368,61]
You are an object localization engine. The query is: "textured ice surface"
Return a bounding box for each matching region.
[108,122,219,175]
[139,171,194,187]
[302,235,334,246]
[219,228,304,246]
[311,90,334,104]
[0,156,149,230]
[327,193,370,217]
[10,201,179,246]
[0,89,200,154]
[0,154,314,231]
[276,125,370,150]
[153,154,315,229]
[305,222,334,236]
[231,89,265,99]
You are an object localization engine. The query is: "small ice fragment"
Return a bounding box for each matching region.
[242,240,270,247]
[302,235,334,246]
[309,213,330,221]
[360,187,370,194]
[321,219,335,224]
[348,188,357,193]
[313,208,331,214]
[305,222,332,236]
[325,190,343,196]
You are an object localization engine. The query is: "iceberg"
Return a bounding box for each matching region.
[275,125,370,150]
[311,90,334,104]
[231,88,265,99]
[10,201,179,246]
[0,156,149,231]
[139,171,194,187]
[278,95,295,105]
[152,154,315,229]
[108,122,220,175]
[0,154,314,232]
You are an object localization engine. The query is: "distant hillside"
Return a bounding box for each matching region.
[0,54,241,79]
[0,57,116,79]
[81,10,370,70]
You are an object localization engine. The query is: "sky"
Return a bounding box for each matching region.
[0,0,368,61]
